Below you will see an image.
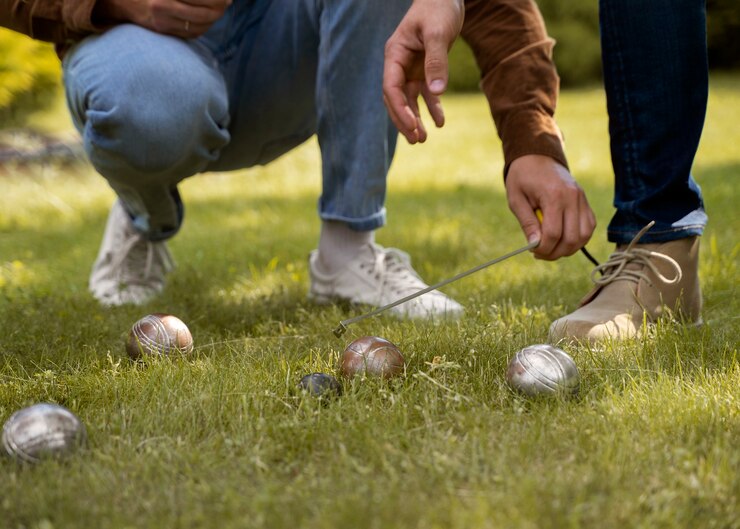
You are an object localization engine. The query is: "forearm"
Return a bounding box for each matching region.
[461,0,567,175]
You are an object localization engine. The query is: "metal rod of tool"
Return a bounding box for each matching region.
[333,240,539,337]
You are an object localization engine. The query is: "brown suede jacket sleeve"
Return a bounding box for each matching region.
[462,0,568,176]
[0,0,100,54]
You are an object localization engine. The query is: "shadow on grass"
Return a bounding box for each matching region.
[0,162,736,372]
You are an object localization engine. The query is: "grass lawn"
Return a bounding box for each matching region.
[0,75,738,529]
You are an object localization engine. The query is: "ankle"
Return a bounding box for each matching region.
[318,221,375,274]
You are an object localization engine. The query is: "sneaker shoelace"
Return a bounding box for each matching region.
[109,232,175,286]
[358,245,429,298]
[591,223,681,288]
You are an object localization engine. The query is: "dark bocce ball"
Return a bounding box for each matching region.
[298,373,343,399]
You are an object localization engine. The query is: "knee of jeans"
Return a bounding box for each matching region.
[84,64,229,179]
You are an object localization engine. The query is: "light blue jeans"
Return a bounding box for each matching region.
[63,0,410,240]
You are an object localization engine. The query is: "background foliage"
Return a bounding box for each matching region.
[451,0,740,90]
[0,29,60,125]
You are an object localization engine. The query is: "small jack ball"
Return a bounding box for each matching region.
[506,344,580,397]
[126,313,194,360]
[340,336,405,379]
[298,373,343,398]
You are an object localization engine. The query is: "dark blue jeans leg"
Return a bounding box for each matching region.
[599,0,708,244]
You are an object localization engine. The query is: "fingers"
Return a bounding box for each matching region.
[406,81,428,142]
[534,190,596,260]
[418,23,451,128]
[421,83,445,128]
[167,19,211,37]
[508,193,542,246]
[580,192,597,242]
[506,154,596,261]
[147,0,230,37]
[383,46,423,144]
[534,201,582,260]
[423,33,449,95]
[383,0,461,144]
[383,52,443,143]
[534,205,564,258]
[383,55,442,143]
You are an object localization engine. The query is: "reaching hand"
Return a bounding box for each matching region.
[506,155,596,260]
[383,0,464,144]
[95,0,232,38]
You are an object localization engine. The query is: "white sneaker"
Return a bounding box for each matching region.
[309,243,464,320]
[89,201,175,306]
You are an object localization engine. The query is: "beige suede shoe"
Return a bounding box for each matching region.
[549,224,702,343]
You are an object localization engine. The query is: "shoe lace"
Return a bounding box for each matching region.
[359,244,428,297]
[591,222,681,288]
[110,232,175,285]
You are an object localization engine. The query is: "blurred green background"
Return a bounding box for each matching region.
[1,0,739,123]
[0,30,61,126]
[449,0,740,90]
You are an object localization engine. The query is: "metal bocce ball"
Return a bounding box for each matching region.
[340,336,405,379]
[298,373,343,399]
[126,313,194,360]
[506,344,580,397]
[2,403,87,463]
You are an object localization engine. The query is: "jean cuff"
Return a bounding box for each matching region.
[319,207,386,232]
[607,225,705,244]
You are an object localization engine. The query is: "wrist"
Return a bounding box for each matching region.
[92,0,138,25]
[504,149,570,181]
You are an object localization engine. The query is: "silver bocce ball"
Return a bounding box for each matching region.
[2,403,87,463]
[506,344,580,397]
[126,313,194,360]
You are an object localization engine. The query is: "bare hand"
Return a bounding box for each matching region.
[383,0,464,144]
[95,0,232,38]
[506,155,596,260]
